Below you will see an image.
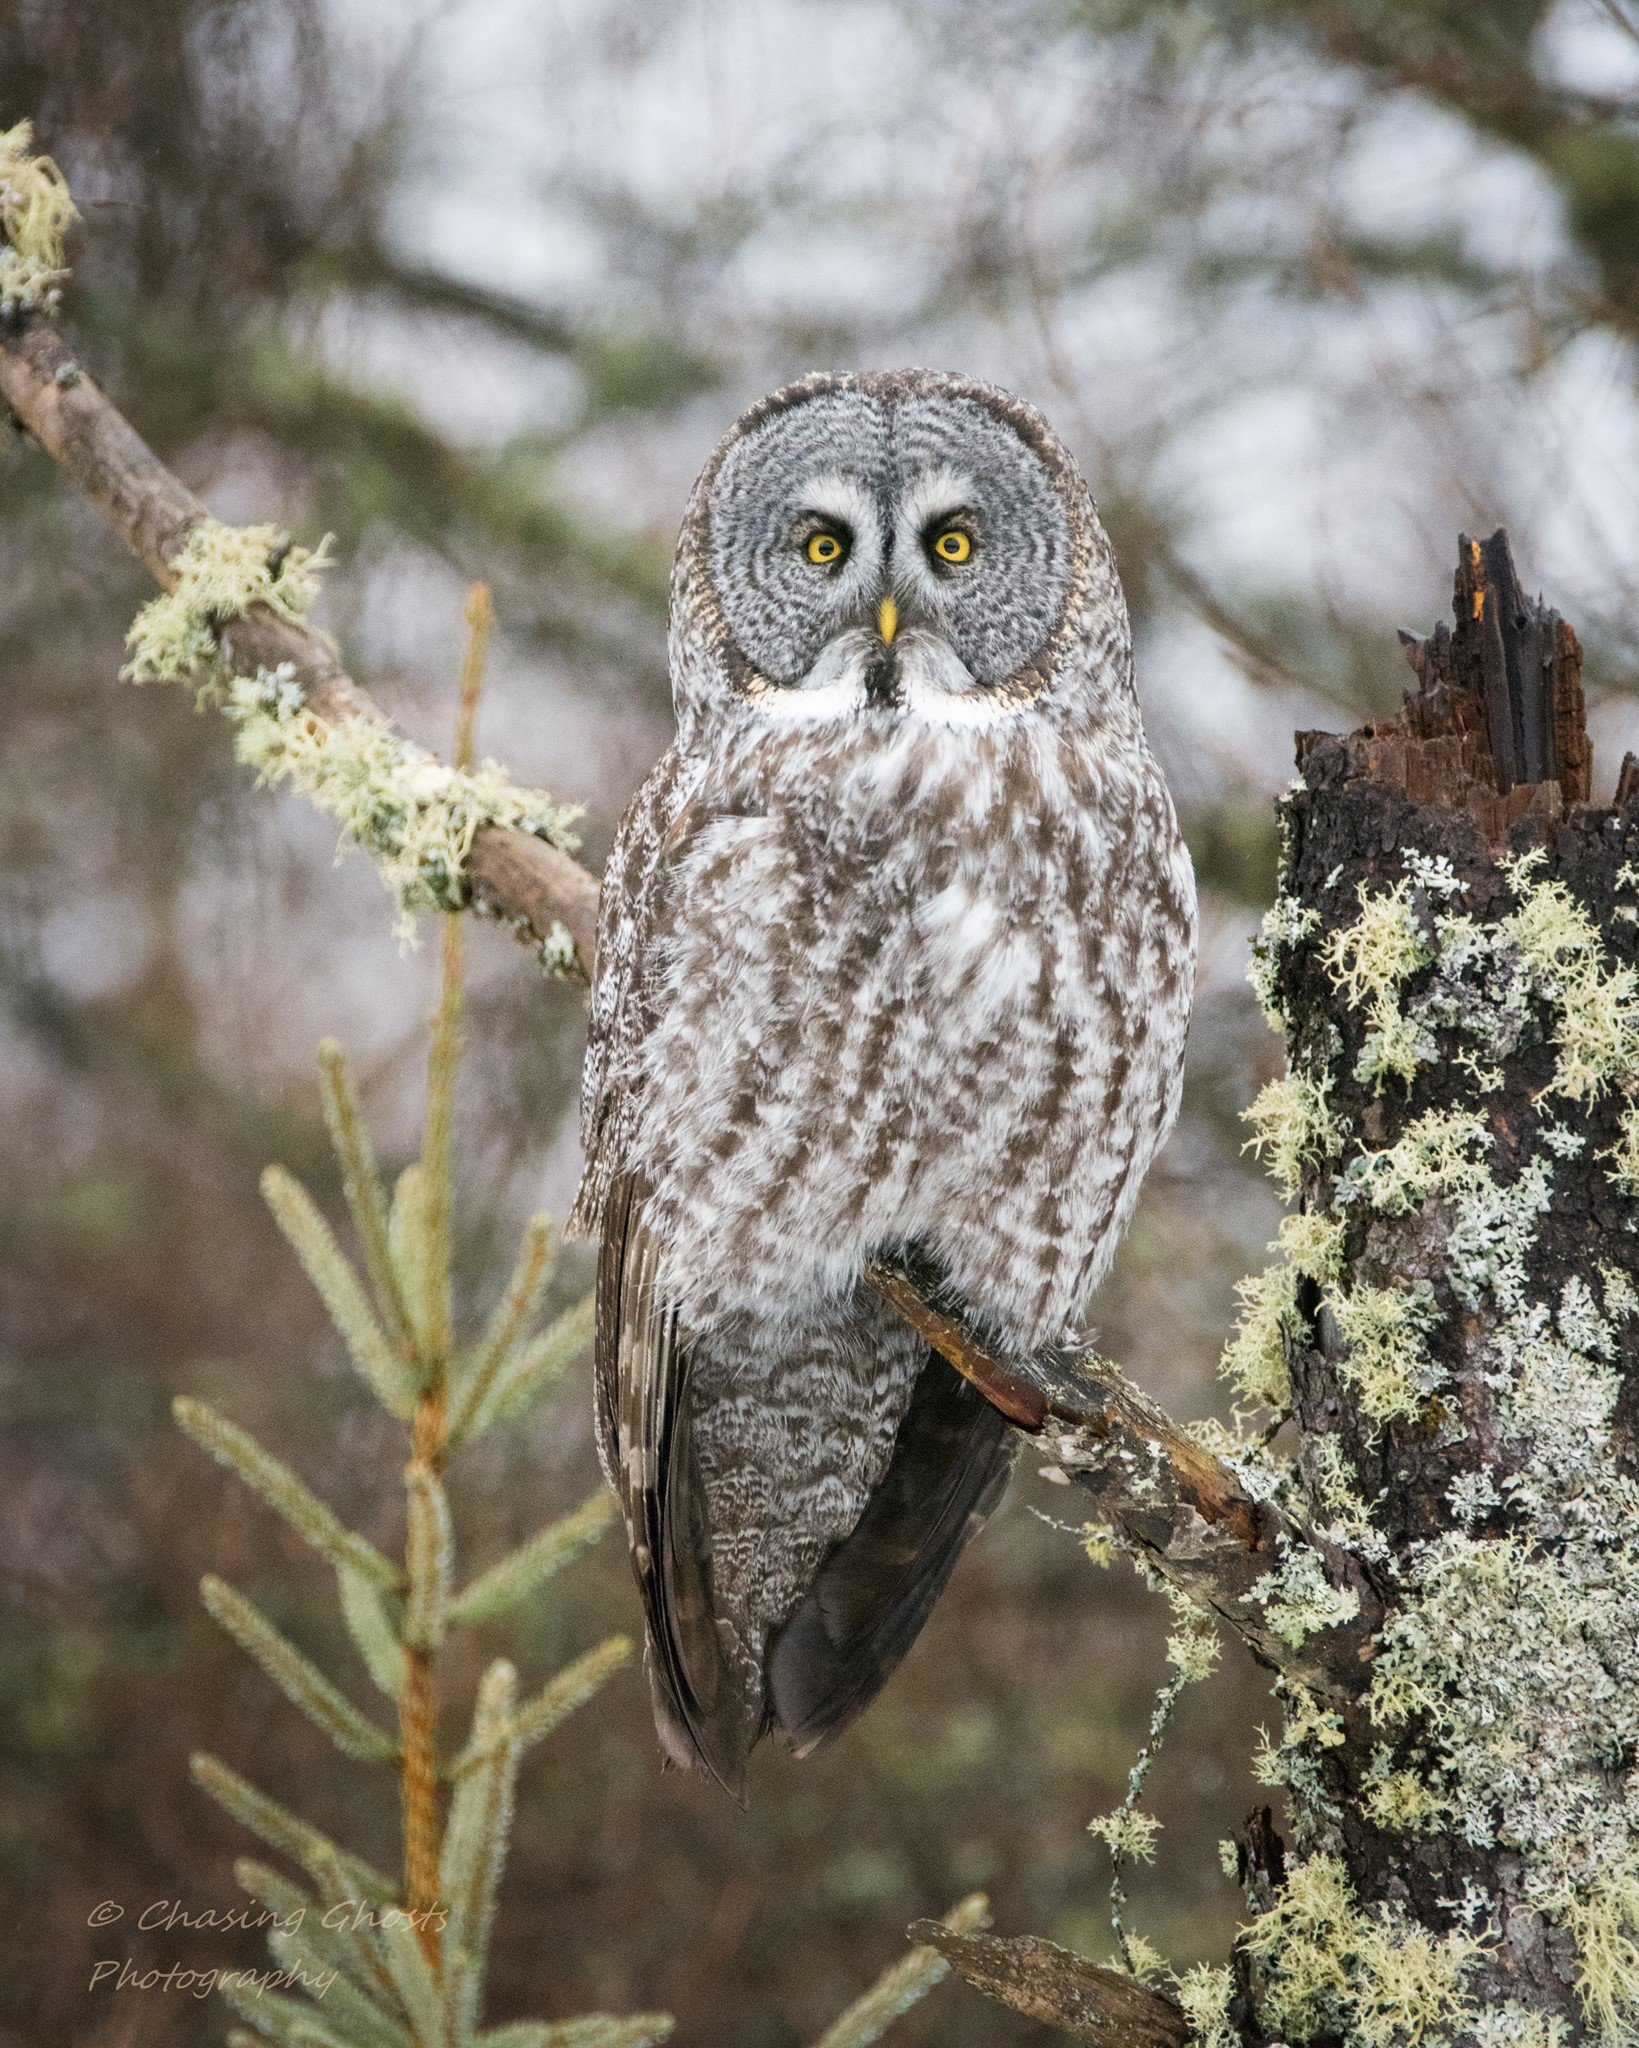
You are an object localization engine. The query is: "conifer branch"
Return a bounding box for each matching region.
[337,1564,407,1701]
[234,1859,389,1999]
[266,1924,413,2048]
[219,1981,360,2048]
[404,1463,454,1652]
[440,1662,520,2039]
[450,1290,596,1446]
[200,1575,401,1764]
[318,1039,417,1358]
[452,1215,557,1433]
[388,1164,436,1363]
[477,2022,675,2046]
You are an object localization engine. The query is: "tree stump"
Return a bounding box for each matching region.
[1226,531,1639,2045]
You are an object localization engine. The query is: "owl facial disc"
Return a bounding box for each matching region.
[699,372,1078,723]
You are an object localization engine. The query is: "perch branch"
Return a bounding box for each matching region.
[868,1260,1382,1704]
[1,305,1372,1698]
[905,1922,1187,2046]
[0,318,599,973]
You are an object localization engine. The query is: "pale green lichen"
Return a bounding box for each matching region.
[1308,1437,1383,1548]
[1470,2012,1572,2048]
[221,667,582,943]
[1361,1759,1449,1835]
[1225,834,1639,2042]
[1087,1808,1161,1862]
[1501,866,1639,1104]
[1322,879,1435,1090]
[1554,1865,1639,2044]
[1242,1068,1340,1198]
[1218,1212,1342,1413]
[1332,1281,1442,1428]
[1239,1852,1486,2048]
[1258,1539,1361,1648]
[120,522,583,951]
[122,520,335,687]
[1175,1961,1235,2048]
[1341,1108,1490,1216]
[0,120,76,311]
[1602,1099,1639,1196]
[1220,1260,1301,1411]
[1123,1932,1168,1983]
[1253,1679,1345,1811]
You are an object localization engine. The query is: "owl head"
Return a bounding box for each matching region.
[669,368,1132,737]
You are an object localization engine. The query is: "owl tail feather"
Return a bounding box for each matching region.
[764,1351,1017,1757]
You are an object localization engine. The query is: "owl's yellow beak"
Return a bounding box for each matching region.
[877,595,898,644]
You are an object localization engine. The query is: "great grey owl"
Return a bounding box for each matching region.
[569,368,1196,1795]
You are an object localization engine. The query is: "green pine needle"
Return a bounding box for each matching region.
[217,1981,356,2048]
[200,1576,399,1765]
[477,2022,676,2047]
[403,1462,453,1652]
[450,1637,632,1778]
[387,1164,435,1362]
[336,1563,405,1701]
[317,1038,417,1357]
[262,1166,418,1418]
[451,1214,557,1438]
[448,1493,617,1627]
[441,1661,520,2038]
[191,1754,394,1898]
[808,1894,991,2048]
[452,1290,595,1445]
[267,1927,412,2048]
[173,1397,398,1590]
[371,1907,446,2044]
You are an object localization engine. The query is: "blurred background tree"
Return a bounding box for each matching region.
[2,1,1636,2042]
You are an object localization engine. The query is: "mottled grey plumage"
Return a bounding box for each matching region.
[570,368,1196,1793]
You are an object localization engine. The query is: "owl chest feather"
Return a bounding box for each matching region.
[627,712,1194,1345]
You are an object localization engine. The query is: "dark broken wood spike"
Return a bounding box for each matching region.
[1617,752,1639,809]
[1294,529,1591,830]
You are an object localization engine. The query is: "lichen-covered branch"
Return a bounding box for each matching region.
[0,315,600,971]
[867,1261,1383,1705]
[904,1921,1188,2045]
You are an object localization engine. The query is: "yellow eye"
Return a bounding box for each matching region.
[806,532,845,565]
[932,528,972,563]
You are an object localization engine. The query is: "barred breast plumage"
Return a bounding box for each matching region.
[570,368,1195,1793]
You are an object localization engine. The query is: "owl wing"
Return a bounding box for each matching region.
[596,1173,750,1794]
[766,1347,1017,1756]
[572,749,750,1789]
